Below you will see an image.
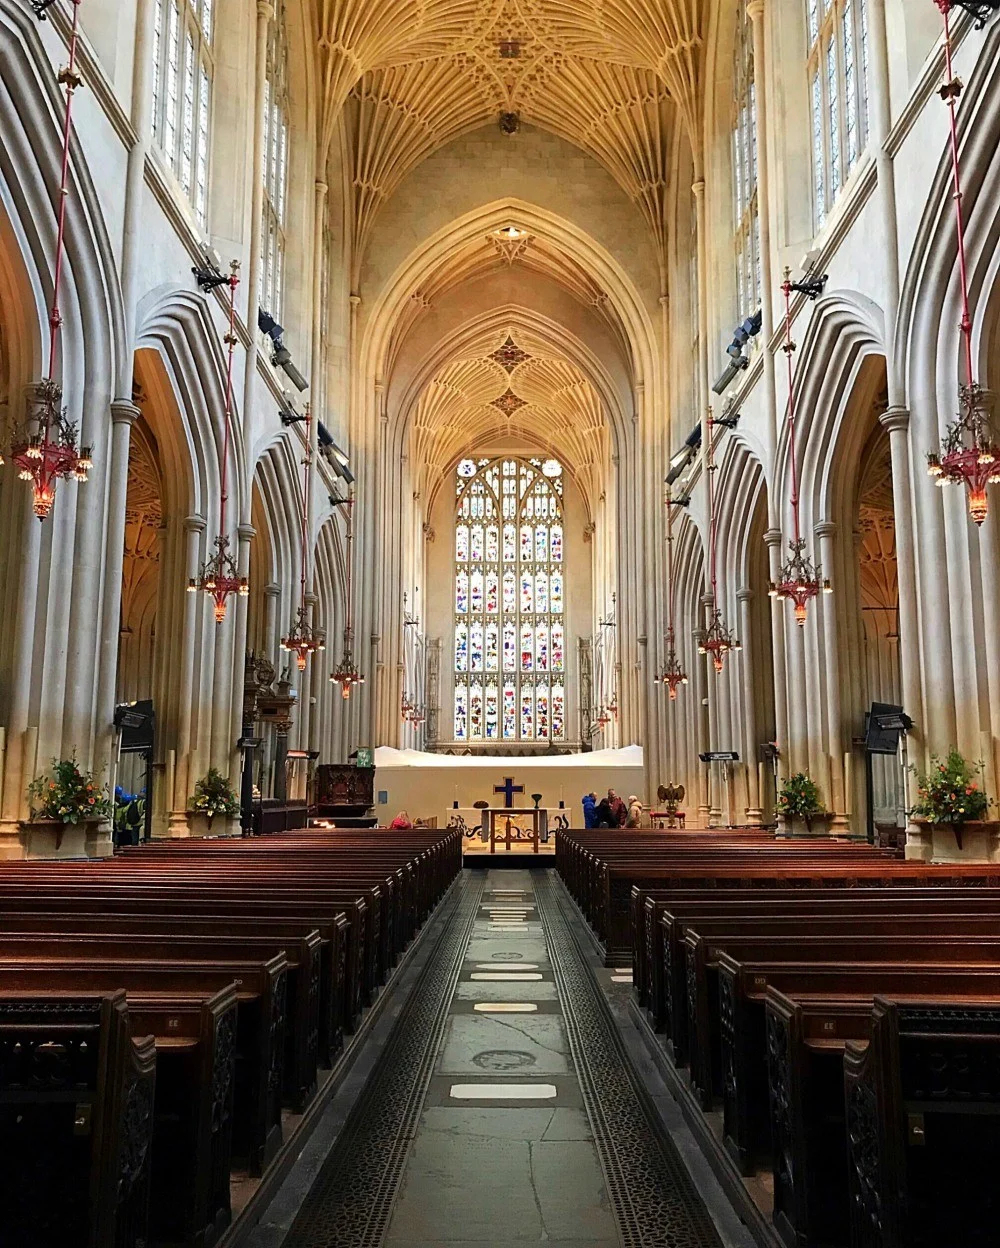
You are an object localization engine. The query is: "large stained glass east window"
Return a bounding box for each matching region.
[454,457,566,743]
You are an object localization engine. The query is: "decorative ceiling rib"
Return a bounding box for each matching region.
[323,0,706,269]
[409,327,608,511]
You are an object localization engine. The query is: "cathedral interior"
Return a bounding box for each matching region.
[2,0,1000,1245]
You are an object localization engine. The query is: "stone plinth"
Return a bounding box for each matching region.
[15,819,112,859]
[911,820,1000,864]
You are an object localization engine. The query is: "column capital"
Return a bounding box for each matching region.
[184,514,207,533]
[256,1,274,22]
[763,527,783,548]
[879,405,910,435]
[691,178,705,199]
[304,592,318,607]
[746,0,765,23]
[700,591,715,608]
[110,399,140,426]
[237,523,256,542]
[264,582,281,598]
[814,519,837,538]
[315,179,328,196]
[737,587,753,602]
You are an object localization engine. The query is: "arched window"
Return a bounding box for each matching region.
[732,1,760,321]
[151,0,214,224]
[261,2,290,316]
[807,0,870,230]
[454,457,566,744]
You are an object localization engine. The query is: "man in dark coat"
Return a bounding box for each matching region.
[608,788,628,827]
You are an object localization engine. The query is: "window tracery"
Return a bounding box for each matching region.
[261,2,290,316]
[732,1,760,321]
[454,457,566,744]
[151,0,213,224]
[807,0,870,230]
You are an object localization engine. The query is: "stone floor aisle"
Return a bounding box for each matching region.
[275,869,742,1248]
[384,869,620,1247]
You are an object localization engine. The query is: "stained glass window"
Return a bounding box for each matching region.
[732,2,760,322]
[151,0,213,225]
[454,457,567,742]
[807,0,870,230]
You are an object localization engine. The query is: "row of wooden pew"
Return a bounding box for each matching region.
[556,828,1000,1248]
[0,826,461,1248]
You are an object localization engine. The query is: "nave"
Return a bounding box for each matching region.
[252,868,746,1248]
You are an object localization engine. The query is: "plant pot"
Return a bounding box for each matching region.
[185,811,241,839]
[19,818,111,860]
[777,810,835,839]
[925,819,1000,864]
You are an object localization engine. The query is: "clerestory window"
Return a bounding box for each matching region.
[151,0,213,225]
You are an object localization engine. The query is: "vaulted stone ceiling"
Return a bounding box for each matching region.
[315,0,708,267]
[410,327,608,508]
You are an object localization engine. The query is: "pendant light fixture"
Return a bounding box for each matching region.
[698,413,741,673]
[281,405,325,669]
[2,0,92,519]
[187,261,249,622]
[330,487,364,698]
[768,269,832,625]
[925,0,1000,526]
[655,490,688,698]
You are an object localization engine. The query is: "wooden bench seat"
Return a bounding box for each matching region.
[0,953,285,1177]
[0,989,157,1248]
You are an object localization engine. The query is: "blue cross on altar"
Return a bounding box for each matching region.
[494,776,525,808]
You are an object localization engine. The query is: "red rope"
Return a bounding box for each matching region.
[219,269,238,542]
[666,498,676,646]
[782,277,802,546]
[707,418,719,602]
[937,1,976,387]
[300,410,311,611]
[47,0,82,379]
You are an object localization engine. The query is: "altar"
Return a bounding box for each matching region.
[449,804,568,855]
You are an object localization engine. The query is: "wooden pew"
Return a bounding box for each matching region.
[0,989,156,1248]
[843,995,1000,1248]
[0,954,285,1177]
[756,967,1000,1248]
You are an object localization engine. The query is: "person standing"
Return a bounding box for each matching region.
[625,795,643,828]
[608,789,627,827]
[582,792,598,828]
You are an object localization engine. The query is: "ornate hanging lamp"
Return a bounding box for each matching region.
[655,492,688,698]
[768,270,832,625]
[281,406,325,669]
[698,414,741,673]
[2,0,92,519]
[925,0,1000,526]
[187,261,249,622]
[330,488,365,698]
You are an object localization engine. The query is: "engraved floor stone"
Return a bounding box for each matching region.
[279,869,727,1248]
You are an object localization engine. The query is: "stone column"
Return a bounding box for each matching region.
[737,587,763,823]
[764,528,789,782]
[692,626,710,821]
[0,493,41,843]
[226,523,255,782]
[815,520,846,821]
[93,402,139,792]
[166,516,206,834]
[746,0,779,515]
[879,409,922,739]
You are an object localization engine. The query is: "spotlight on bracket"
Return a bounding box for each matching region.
[279,394,305,426]
[786,270,828,301]
[192,247,229,292]
[259,307,309,392]
[318,421,355,484]
[666,423,702,486]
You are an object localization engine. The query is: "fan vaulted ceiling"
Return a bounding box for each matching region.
[316,0,708,265]
[411,326,608,508]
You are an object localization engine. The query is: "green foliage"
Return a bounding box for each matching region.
[911,748,990,826]
[27,757,113,825]
[777,772,826,820]
[189,768,240,823]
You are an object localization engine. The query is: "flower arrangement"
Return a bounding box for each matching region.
[777,773,826,830]
[26,757,112,825]
[189,768,240,826]
[910,748,990,826]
